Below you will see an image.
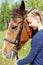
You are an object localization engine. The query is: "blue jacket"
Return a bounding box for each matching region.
[17,30,43,65]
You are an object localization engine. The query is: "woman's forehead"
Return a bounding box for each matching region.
[27,12,41,21]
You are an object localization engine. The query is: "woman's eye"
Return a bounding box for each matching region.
[12,26,17,29]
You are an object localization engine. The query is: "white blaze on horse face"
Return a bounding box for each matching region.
[11,51,14,59]
[3,41,6,49]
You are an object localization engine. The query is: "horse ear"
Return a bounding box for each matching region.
[19,0,25,11]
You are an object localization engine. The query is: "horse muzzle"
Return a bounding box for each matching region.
[2,50,16,59]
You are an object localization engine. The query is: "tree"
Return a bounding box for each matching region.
[0,0,20,30]
[11,2,19,10]
[24,0,43,11]
[0,0,10,30]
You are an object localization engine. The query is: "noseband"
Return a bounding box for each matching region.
[4,14,31,49]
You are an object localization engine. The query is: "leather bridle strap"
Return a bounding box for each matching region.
[4,38,16,45]
[11,15,23,19]
[23,24,30,38]
[15,17,24,47]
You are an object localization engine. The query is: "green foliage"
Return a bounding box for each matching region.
[0,31,6,48]
[24,0,43,10]
[0,0,10,30]
[0,0,19,30]
[11,2,19,10]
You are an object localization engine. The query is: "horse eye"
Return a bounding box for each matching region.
[12,26,17,29]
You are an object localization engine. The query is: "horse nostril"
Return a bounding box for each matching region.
[2,50,7,56]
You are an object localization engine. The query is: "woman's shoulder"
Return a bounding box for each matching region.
[38,29,43,34]
[32,30,43,43]
[31,30,43,47]
[35,29,43,35]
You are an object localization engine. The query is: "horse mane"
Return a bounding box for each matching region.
[29,27,38,37]
[10,8,28,16]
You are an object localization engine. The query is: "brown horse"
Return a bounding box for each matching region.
[2,1,42,60]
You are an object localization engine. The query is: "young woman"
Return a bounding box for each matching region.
[16,9,43,65]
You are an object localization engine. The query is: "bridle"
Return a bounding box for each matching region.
[4,14,30,49]
[4,8,35,49]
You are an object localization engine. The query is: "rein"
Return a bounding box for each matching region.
[4,15,30,49]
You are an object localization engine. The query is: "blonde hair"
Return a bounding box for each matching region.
[27,9,43,24]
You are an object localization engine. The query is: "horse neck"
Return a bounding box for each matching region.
[19,21,32,47]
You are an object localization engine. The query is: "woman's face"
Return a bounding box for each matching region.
[27,13,40,30]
